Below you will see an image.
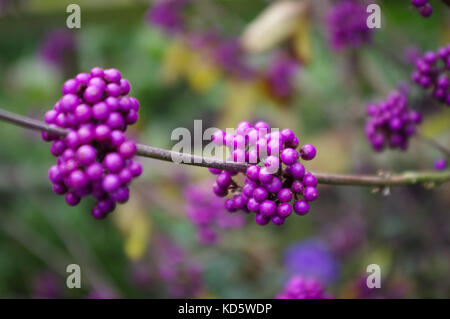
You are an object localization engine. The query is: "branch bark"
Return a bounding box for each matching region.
[1,108,449,187]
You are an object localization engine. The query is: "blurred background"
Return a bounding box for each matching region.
[0,0,449,298]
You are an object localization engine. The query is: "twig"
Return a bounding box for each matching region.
[416,133,450,158]
[1,108,449,187]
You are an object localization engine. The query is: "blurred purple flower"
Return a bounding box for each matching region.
[39,29,76,68]
[327,0,373,51]
[154,235,204,297]
[353,276,408,299]
[0,0,27,15]
[184,184,245,245]
[85,289,118,299]
[146,0,190,34]
[404,46,422,64]
[284,239,339,285]
[212,38,255,79]
[277,275,332,299]
[325,216,366,257]
[266,54,300,99]
[32,272,62,299]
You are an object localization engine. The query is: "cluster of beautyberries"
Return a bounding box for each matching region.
[326,0,373,51]
[411,0,433,17]
[276,276,330,299]
[412,44,450,106]
[42,67,142,219]
[365,90,422,152]
[209,121,318,226]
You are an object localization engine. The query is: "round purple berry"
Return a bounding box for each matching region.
[294,200,309,215]
[300,144,316,160]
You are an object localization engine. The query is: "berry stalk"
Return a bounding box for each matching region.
[1,108,449,187]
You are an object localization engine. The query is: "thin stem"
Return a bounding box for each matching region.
[416,133,450,158]
[1,108,449,187]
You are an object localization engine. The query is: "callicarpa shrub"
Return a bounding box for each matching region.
[209,121,318,226]
[412,44,450,106]
[42,67,142,219]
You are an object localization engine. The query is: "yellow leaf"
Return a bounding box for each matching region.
[419,109,450,138]
[113,193,152,261]
[292,14,312,64]
[125,218,151,260]
[186,54,220,92]
[305,131,352,173]
[364,249,392,277]
[162,39,192,85]
[219,80,260,128]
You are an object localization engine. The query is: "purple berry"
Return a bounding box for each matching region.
[246,165,260,181]
[102,174,121,193]
[281,148,299,165]
[255,213,270,226]
[119,141,137,158]
[277,203,292,218]
[304,186,318,202]
[303,173,318,187]
[265,176,282,193]
[259,200,276,217]
[76,145,97,165]
[434,158,447,171]
[129,162,142,177]
[247,198,260,212]
[253,187,268,203]
[216,171,232,188]
[94,124,111,142]
[294,200,309,215]
[289,162,305,179]
[271,215,285,226]
[291,180,304,194]
[83,85,104,104]
[300,144,316,160]
[259,167,274,184]
[277,188,293,202]
[104,153,124,172]
[86,163,104,181]
[65,191,81,206]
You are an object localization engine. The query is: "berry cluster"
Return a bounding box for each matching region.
[411,0,433,18]
[276,276,330,299]
[209,121,318,226]
[184,184,245,244]
[365,91,422,152]
[326,0,373,51]
[42,67,142,219]
[412,45,450,106]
